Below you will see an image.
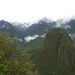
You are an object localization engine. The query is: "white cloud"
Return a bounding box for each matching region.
[0,0,75,22]
[25,35,39,42]
[40,34,46,38]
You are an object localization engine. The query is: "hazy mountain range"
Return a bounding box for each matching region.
[0,18,75,51]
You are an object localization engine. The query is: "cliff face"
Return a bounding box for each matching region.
[35,28,75,75]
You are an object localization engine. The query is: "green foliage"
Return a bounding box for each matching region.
[0,32,39,75]
[34,28,75,75]
[24,37,44,53]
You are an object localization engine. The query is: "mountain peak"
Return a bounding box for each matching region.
[35,28,75,75]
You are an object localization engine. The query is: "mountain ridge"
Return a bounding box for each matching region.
[0,18,75,42]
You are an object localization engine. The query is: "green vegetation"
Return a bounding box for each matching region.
[34,28,75,75]
[24,37,44,53]
[0,33,39,75]
[0,28,75,75]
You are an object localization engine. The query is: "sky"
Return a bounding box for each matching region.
[0,0,75,23]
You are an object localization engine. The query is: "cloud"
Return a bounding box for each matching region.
[25,35,39,42]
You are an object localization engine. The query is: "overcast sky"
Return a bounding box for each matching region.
[0,0,75,23]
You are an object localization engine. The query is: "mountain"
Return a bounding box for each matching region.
[62,19,75,41]
[24,36,44,53]
[67,19,75,33]
[24,18,75,51]
[0,19,56,42]
[34,28,75,75]
[25,18,56,36]
[0,20,27,41]
[24,18,56,51]
[0,18,75,52]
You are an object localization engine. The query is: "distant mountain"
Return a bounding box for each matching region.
[0,19,56,42]
[0,18,75,51]
[67,19,75,33]
[25,18,56,36]
[62,19,75,40]
[34,28,75,75]
[0,20,27,41]
[24,18,75,51]
[24,18,57,51]
[24,18,75,41]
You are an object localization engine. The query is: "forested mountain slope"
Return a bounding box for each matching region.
[34,28,75,75]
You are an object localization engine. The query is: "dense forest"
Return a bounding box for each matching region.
[0,33,39,75]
